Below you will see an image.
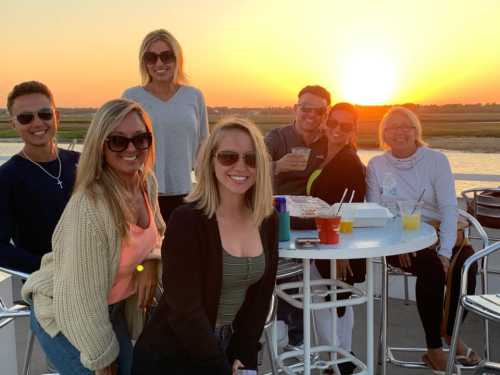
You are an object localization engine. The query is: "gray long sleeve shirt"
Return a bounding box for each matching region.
[123,85,209,195]
[366,146,457,258]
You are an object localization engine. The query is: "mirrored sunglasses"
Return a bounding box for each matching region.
[326,119,355,133]
[143,51,176,65]
[105,132,153,152]
[215,150,257,168]
[15,108,53,125]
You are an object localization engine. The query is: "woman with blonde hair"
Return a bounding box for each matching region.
[123,29,209,224]
[132,118,278,375]
[22,99,165,375]
[366,106,479,373]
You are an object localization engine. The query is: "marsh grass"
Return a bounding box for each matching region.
[1,112,499,150]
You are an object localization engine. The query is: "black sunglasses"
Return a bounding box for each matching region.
[143,51,176,65]
[15,108,54,125]
[326,119,355,133]
[215,150,257,168]
[105,132,153,152]
[298,106,327,116]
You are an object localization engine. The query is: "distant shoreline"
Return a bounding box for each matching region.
[1,136,499,153]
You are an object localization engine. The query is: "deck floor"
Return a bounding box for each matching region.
[11,296,499,375]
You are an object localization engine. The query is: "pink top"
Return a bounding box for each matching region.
[107,194,159,305]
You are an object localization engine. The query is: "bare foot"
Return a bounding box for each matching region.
[425,348,448,371]
[444,336,481,365]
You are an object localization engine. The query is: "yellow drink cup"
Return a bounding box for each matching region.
[402,213,421,230]
[339,205,356,233]
[398,200,423,231]
[340,220,354,233]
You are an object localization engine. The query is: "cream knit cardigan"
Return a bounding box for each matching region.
[22,174,166,371]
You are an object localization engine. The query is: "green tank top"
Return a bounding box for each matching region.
[215,250,266,326]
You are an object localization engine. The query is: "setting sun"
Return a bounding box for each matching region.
[339,50,397,105]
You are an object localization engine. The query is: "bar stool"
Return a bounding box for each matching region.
[262,259,305,375]
[0,267,40,375]
[378,209,490,375]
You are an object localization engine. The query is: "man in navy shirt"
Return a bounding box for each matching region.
[0,81,79,273]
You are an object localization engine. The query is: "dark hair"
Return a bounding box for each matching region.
[298,85,331,106]
[7,81,55,115]
[329,102,358,124]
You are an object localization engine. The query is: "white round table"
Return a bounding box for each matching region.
[277,219,437,375]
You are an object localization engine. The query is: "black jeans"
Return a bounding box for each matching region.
[387,244,477,349]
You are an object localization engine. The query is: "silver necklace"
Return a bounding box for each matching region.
[21,149,63,189]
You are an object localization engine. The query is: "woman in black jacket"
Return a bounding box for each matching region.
[132,117,278,375]
[307,103,366,374]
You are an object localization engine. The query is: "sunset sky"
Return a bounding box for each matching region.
[2,0,500,107]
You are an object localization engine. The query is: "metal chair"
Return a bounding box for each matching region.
[0,266,39,375]
[378,209,490,375]
[462,187,500,241]
[446,240,500,375]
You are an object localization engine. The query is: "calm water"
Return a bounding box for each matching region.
[1,142,499,194]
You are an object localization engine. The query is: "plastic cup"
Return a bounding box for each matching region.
[398,200,422,230]
[315,215,341,244]
[340,206,357,233]
[291,146,311,167]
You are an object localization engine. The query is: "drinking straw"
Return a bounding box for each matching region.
[334,188,349,216]
[348,190,356,203]
[410,189,426,215]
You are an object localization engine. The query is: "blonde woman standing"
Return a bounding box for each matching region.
[123,29,209,224]
[132,118,278,375]
[22,99,165,375]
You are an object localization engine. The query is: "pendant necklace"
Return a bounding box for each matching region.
[21,149,63,189]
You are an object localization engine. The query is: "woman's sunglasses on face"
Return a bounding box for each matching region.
[14,108,53,125]
[143,51,176,65]
[215,150,257,168]
[326,119,355,133]
[105,132,153,152]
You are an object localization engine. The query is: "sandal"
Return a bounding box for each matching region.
[422,353,457,375]
[455,347,481,366]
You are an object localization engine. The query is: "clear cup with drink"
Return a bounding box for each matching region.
[398,200,423,230]
[291,147,311,170]
[340,205,357,233]
[315,209,341,244]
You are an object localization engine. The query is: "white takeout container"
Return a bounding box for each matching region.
[331,202,393,227]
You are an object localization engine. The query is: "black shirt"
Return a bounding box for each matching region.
[0,149,79,273]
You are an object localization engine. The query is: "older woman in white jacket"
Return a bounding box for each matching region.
[366,107,479,373]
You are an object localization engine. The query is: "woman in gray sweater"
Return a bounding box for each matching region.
[123,29,209,224]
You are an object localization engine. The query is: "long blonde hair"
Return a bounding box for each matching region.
[75,99,155,238]
[378,106,427,149]
[139,29,187,85]
[186,117,274,226]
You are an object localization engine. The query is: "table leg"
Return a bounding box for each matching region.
[303,259,311,374]
[330,259,341,375]
[366,258,374,375]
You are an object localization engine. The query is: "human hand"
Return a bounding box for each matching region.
[438,255,450,278]
[232,359,244,375]
[95,361,117,375]
[135,259,159,309]
[275,153,308,174]
[398,252,416,269]
[337,260,353,281]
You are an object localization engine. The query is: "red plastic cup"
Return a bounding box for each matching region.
[315,216,341,244]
